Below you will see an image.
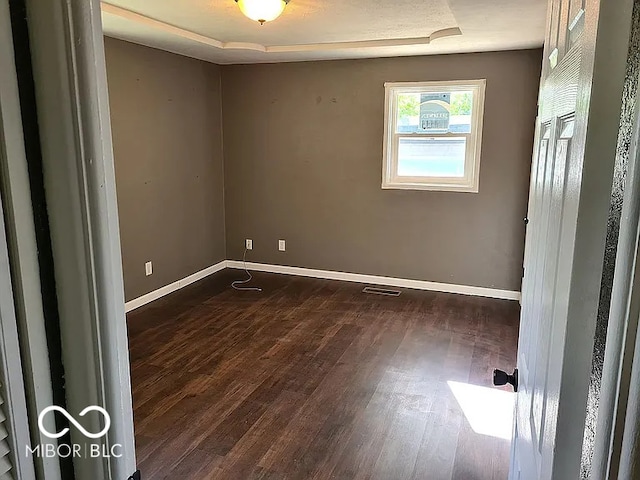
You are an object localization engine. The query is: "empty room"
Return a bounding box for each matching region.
[3,0,640,479]
[104,1,541,477]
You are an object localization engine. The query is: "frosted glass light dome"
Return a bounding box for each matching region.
[235,0,289,25]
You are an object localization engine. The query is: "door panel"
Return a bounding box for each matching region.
[515,114,579,480]
[532,117,574,457]
[567,0,585,49]
[548,0,562,69]
[517,120,555,479]
[515,65,580,480]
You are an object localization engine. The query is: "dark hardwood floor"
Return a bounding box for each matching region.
[127,270,519,480]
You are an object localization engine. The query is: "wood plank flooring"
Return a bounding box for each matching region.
[127,270,520,480]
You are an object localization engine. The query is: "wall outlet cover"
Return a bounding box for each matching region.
[246,239,253,250]
[145,261,153,276]
[279,240,286,252]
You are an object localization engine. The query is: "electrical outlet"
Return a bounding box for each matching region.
[278,240,286,252]
[246,239,253,250]
[145,261,153,276]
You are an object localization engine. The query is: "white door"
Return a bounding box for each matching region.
[512,0,636,478]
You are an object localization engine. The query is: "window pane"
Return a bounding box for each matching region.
[449,91,473,133]
[396,91,473,134]
[396,93,421,133]
[397,137,466,178]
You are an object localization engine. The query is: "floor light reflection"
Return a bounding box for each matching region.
[447,380,515,440]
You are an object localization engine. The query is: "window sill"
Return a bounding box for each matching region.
[381,181,479,193]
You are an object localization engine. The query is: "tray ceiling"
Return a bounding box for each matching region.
[101,0,548,64]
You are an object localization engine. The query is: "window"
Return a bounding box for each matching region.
[382,80,486,192]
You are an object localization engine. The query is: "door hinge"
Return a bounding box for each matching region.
[127,470,141,480]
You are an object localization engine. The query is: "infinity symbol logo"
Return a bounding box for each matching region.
[38,406,111,439]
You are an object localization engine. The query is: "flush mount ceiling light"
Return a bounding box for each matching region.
[235,0,290,25]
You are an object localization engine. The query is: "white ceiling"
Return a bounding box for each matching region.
[101,0,548,65]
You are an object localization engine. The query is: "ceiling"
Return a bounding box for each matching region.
[101,0,548,65]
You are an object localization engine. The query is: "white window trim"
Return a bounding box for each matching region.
[382,79,486,193]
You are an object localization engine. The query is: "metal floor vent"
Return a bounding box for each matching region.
[362,286,402,297]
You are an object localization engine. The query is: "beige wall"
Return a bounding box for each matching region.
[222,50,542,291]
[105,39,540,298]
[105,38,226,301]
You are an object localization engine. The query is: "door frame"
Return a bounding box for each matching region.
[18,0,136,477]
[0,32,37,474]
[591,79,640,478]
[0,0,64,477]
[13,0,640,479]
[0,187,37,479]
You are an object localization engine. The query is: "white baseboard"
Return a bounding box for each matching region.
[124,260,227,312]
[125,259,521,312]
[226,261,521,301]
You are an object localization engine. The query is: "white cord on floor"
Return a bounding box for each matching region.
[231,248,262,292]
